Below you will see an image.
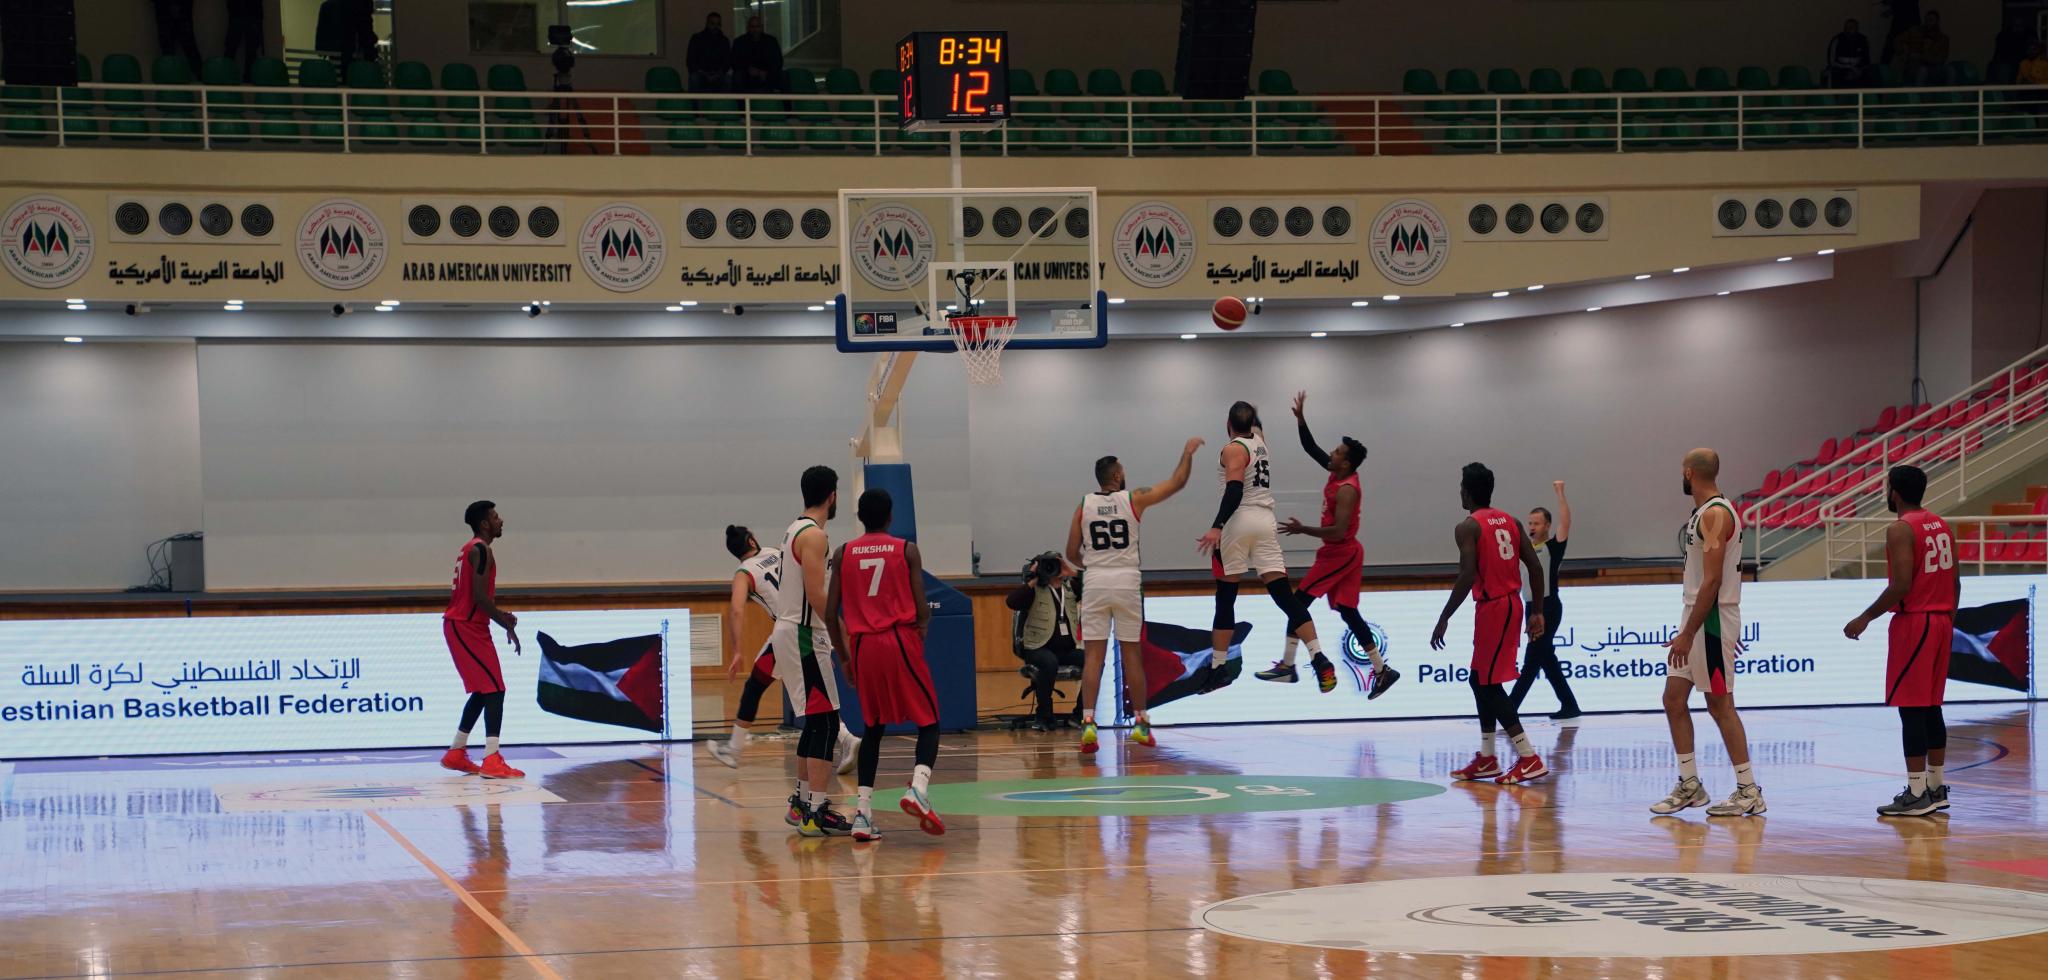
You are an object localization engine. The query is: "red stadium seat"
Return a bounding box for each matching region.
[1863,405,1898,434]
[1814,437,1838,465]
[2024,532,2048,565]
[1761,468,1783,495]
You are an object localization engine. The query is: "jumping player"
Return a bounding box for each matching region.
[1198,401,1326,693]
[773,466,851,837]
[1430,464,1549,785]
[1065,437,1204,754]
[1845,465,1958,817]
[825,489,944,842]
[440,500,525,780]
[706,525,856,775]
[1651,448,1766,817]
[1269,390,1400,699]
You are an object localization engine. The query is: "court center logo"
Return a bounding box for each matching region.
[1369,198,1450,287]
[579,202,666,293]
[296,199,387,290]
[1113,201,1196,287]
[2,195,95,289]
[851,203,935,291]
[1199,873,2048,957]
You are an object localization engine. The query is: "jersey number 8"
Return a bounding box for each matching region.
[1089,519,1131,550]
[1494,528,1516,560]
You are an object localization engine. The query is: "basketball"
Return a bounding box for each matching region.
[1212,296,1248,331]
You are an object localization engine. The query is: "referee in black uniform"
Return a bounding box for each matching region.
[1511,480,1583,719]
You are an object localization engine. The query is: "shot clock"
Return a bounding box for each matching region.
[897,31,1010,131]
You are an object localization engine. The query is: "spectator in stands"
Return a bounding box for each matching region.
[732,15,785,93]
[1007,551,1084,732]
[687,12,733,92]
[1992,13,2038,78]
[1826,19,1873,88]
[151,0,204,72]
[1894,10,1951,83]
[223,0,265,79]
[315,0,378,67]
[2023,41,2048,88]
[1879,0,1921,66]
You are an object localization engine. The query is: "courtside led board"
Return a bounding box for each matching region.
[898,31,1010,131]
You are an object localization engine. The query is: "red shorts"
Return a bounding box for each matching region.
[848,626,939,728]
[443,618,505,694]
[1471,594,1523,686]
[1300,541,1363,609]
[1887,611,1953,707]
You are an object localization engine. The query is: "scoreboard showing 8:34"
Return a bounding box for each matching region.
[898,31,1010,131]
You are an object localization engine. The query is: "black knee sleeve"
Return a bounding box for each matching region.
[915,724,940,769]
[735,672,771,725]
[458,692,488,732]
[1926,705,1947,751]
[1469,677,1497,731]
[1213,580,1240,631]
[857,728,885,788]
[1265,577,1312,632]
[1899,706,1928,758]
[1336,604,1371,643]
[480,691,506,737]
[796,709,840,761]
[1472,680,1518,732]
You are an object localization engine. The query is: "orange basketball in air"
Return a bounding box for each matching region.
[1212,296,1247,331]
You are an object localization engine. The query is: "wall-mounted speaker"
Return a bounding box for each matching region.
[954,198,1091,244]
[679,201,836,247]
[108,197,280,244]
[1206,199,1356,244]
[401,199,565,245]
[1458,196,1610,242]
[1711,190,1857,237]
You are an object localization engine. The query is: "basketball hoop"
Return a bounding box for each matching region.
[947,315,1019,386]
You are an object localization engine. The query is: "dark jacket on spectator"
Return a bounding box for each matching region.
[732,29,784,90]
[687,27,731,76]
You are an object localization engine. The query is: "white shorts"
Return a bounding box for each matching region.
[1081,583,1145,644]
[1216,506,1286,578]
[1673,603,1740,697]
[769,620,841,716]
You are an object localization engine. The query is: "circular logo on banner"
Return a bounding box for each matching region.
[1198,873,2048,957]
[1368,198,1450,287]
[296,199,387,290]
[1113,200,1196,287]
[850,203,935,291]
[1,195,95,289]
[877,775,1441,817]
[578,202,666,293]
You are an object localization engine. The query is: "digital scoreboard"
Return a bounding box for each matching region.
[897,31,1010,131]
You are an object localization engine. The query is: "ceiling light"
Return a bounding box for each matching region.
[1180,333,1196,340]
[1350,300,1369,307]
[62,336,82,343]
[1816,249,1835,256]
[1311,331,1328,338]
[1716,290,1731,296]
[1586,306,1602,312]
[1108,297,1126,305]
[1491,290,1510,298]
[665,305,686,312]
[944,304,958,311]
[807,305,825,312]
[65,302,87,311]
[222,304,243,311]
[539,300,551,306]
[1634,273,1652,280]
[1526,284,1544,291]
[1450,322,1465,328]
[64,298,81,303]
[381,299,401,306]
[676,300,698,307]
[373,305,394,312]
[1776,256,1793,262]
[1381,294,1400,302]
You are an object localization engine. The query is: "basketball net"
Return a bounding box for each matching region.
[947,315,1019,386]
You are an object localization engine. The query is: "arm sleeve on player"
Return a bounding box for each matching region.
[1297,419,1331,469]
[1213,480,1244,529]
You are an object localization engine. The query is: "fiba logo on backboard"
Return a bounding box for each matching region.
[2,196,94,289]
[295,199,386,290]
[851,204,935,291]
[1113,201,1196,287]
[579,203,666,292]
[1369,198,1450,287]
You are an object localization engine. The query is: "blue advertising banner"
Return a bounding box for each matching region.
[1098,576,2038,725]
[1,608,691,759]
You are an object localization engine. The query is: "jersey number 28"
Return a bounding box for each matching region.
[1922,533,1954,573]
[1089,519,1131,550]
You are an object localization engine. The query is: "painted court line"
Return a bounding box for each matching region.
[365,809,566,980]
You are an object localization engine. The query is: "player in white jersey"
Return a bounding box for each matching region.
[1197,401,1328,688]
[705,525,856,775]
[1065,437,1204,754]
[1651,448,1766,817]
[771,466,853,837]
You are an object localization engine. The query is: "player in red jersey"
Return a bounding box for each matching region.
[1431,463,1549,785]
[825,489,943,842]
[1845,465,1960,817]
[1269,390,1399,699]
[441,500,525,780]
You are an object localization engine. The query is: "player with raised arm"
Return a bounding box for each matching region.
[1651,448,1766,817]
[440,500,525,780]
[1269,390,1400,699]
[773,466,852,837]
[1065,437,1205,754]
[706,525,856,775]
[1845,465,1959,817]
[1430,464,1549,785]
[1197,402,1328,693]
[825,489,945,842]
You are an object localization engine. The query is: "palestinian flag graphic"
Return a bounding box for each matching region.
[1126,620,1250,713]
[536,631,666,732]
[1950,598,2031,693]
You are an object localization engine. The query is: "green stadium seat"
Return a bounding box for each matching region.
[784,67,819,95]
[1401,69,1447,139]
[248,56,297,143]
[297,58,343,144]
[486,63,542,150]
[1528,68,1567,109]
[1613,67,1651,135]
[100,54,149,141]
[822,67,870,120]
[1486,68,1524,94]
[440,63,482,145]
[1562,67,1608,124]
[1691,66,1734,119]
[198,57,252,142]
[643,64,689,124]
[1444,67,1483,115]
[1649,66,1693,119]
[1087,68,1125,97]
[150,55,201,142]
[1736,65,1772,92]
[344,59,397,144]
[1258,69,1297,95]
[391,60,444,144]
[1402,69,1440,95]
[1,83,51,141]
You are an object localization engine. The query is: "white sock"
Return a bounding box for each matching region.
[857,786,874,816]
[1481,730,1498,756]
[730,725,750,749]
[1927,764,1945,789]
[1733,762,1756,788]
[912,763,932,795]
[795,777,808,799]
[1677,753,1698,782]
[484,736,500,757]
[1908,771,1928,795]
[1281,635,1300,666]
[1362,637,1387,670]
[1304,638,1323,659]
[1211,645,1228,667]
[809,789,829,809]
[1509,731,1534,758]
[451,730,469,751]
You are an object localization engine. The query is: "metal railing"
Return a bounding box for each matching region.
[1824,515,2048,579]
[1748,340,2048,573]
[0,81,2044,156]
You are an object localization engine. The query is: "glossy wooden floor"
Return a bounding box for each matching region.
[3,702,2045,979]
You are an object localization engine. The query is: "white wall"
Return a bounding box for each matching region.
[0,342,203,592]
[968,248,1918,572]
[1921,223,1976,402]
[195,342,971,589]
